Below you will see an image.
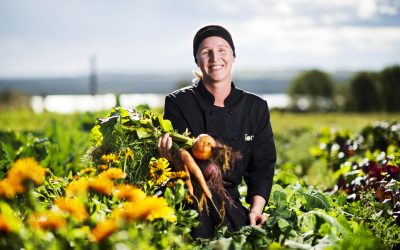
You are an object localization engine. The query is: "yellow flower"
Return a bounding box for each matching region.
[89,218,118,242]
[122,147,134,160]
[28,211,66,231]
[54,197,89,222]
[101,153,120,164]
[66,178,89,197]
[149,158,171,185]
[0,179,17,199]
[7,158,46,193]
[170,171,187,179]
[112,196,176,223]
[145,196,176,223]
[88,177,114,196]
[113,184,146,202]
[113,201,153,222]
[185,194,194,204]
[78,167,96,175]
[98,168,126,180]
[0,214,13,234]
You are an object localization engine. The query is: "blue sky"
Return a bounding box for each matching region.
[1,0,400,77]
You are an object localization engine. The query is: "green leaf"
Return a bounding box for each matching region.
[272,189,287,206]
[135,128,152,139]
[89,125,103,146]
[0,201,22,233]
[299,210,347,236]
[302,191,331,211]
[278,218,290,229]
[158,116,174,133]
[333,161,352,181]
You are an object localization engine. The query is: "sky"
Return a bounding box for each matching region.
[1,0,400,78]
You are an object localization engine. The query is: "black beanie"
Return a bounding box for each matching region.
[193,25,236,64]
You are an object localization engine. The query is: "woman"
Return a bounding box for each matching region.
[158,24,276,239]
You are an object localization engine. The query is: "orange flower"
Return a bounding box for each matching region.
[88,178,114,196]
[29,211,66,231]
[98,164,109,170]
[112,201,153,222]
[113,184,146,202]
[54,197,89,222]
[98,168,126,180]
[90,219,118,242]
[0,179,17,199]
[66,178,89,197]
[7,158,46,193]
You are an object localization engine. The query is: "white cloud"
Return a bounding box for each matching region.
[1,0,400,77]
[357,0,378,19]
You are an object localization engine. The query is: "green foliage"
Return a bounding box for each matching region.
[288,69,334,111]
[84,107,192,185]
[347,71,380,112]
[1,109,399,249]
[379,65,400,112]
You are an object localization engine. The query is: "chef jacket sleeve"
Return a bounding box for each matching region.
[163,95,189,134]
[244,100,276,204]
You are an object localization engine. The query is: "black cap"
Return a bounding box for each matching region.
[193,25,236,64]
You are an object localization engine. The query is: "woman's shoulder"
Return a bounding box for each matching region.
[236,87,268,106]
[168,84,196,99]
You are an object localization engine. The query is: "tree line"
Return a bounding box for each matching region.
[287,65,400,112]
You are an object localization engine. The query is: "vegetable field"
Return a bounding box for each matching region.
[0,108,399,249]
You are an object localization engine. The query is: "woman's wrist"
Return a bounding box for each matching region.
[249,210,262,216]
[249,195,266,215]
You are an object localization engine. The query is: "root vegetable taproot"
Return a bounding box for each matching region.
[178,148,221,218]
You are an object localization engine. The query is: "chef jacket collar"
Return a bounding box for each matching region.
[197,80,241,107]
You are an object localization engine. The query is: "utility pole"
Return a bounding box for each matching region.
[89,55,97,95]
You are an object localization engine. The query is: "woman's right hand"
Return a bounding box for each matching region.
[157,133,173,161]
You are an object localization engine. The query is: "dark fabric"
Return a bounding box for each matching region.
[193,24,236,64]
[164,80,276,238]
[190,196,249,239]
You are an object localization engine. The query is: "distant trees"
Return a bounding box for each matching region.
[288,69,334,111]
[347,72,380,112]
[379,65,400,112]
[286,65,399,112]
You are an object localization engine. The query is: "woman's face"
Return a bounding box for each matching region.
[196,36,235,85]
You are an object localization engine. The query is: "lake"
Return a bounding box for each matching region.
[31,93,290,113]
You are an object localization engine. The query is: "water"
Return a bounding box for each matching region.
[31,93,290,113]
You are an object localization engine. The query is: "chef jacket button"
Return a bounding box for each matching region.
[210,111,214,115]
[229,110,233,115]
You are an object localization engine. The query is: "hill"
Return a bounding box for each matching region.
[0,70,354,95]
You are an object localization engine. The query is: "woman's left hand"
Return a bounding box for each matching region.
[249,211,267,227]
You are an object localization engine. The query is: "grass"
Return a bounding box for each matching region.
[271,111,400,134]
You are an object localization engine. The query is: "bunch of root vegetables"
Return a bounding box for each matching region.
[167,133,241,220]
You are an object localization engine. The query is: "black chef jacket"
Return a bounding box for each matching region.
[164,80,276,204]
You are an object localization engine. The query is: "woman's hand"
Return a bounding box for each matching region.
[249,195,267,227]
[249,211,267,227]
[157,133,173,161]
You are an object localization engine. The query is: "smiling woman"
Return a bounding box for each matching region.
[158,24,277,239]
